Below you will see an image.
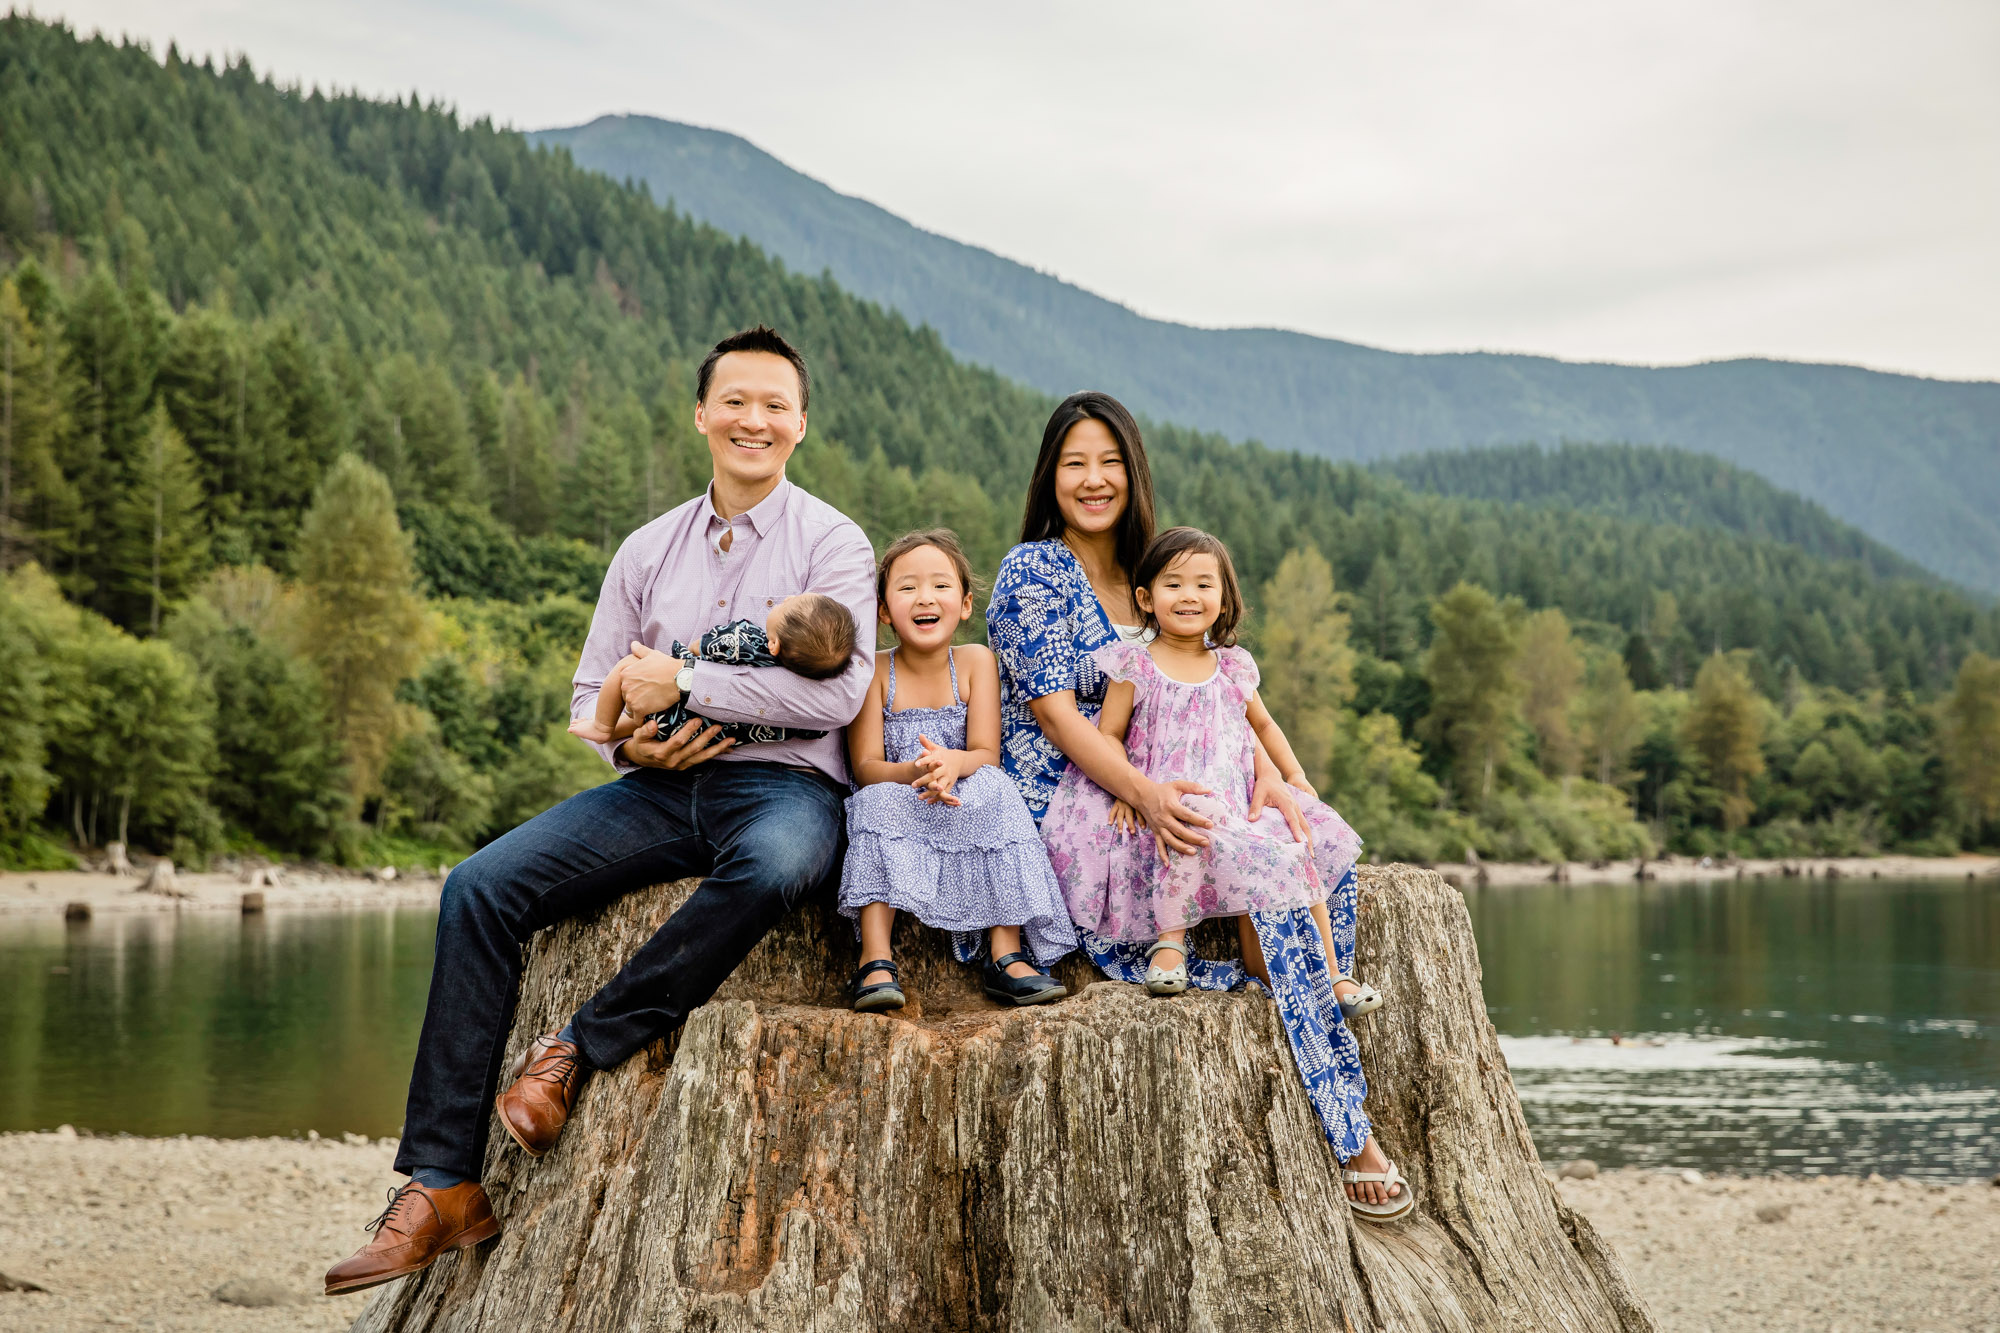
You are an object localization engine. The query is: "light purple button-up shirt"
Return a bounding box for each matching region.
[570,478,876,784]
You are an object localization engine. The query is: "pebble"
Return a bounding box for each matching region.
[1754,1203,1792,1223]
[1678,1168,1704,1185]
[1558,1159,1599,1180]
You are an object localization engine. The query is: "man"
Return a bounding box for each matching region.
[325,326,874,1295]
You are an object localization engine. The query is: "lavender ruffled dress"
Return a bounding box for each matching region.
[839,649,1077,966]
[1042,642,1363,940]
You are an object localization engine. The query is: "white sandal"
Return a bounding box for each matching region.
[1332,974,1383,1021]
[1145,939,1190,995]
[1342,1160,1418,1223]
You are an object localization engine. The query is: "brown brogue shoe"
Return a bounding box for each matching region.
[323,1180,499,1296]
[495,1030,588,1157]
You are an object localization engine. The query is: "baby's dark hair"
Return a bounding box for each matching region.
[773,593,855,680]
[876,528,978,605]
[1132,527,1244,647]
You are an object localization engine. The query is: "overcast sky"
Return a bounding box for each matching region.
[35,0,2000,381]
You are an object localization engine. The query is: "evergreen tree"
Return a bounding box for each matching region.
[295,454,428,796]
[1255,546,1353,790]
[1517,607,1583,778]
[0,584,50,836]
[1349,555,1417,662]
[1683,653,1767,831]
[0,277,73,570]
[1421,583,1524,805]
[114,405,209,634]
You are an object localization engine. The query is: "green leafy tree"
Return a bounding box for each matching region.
[295,455,428,796]
[1517,607,1583,778]
[1421,582,1523,805]
[1577,651,1646,788]
[1942,652,2000,838]
[1682,653,1767,831]
[1255,546,1354,790]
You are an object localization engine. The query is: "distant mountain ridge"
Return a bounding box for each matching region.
[1373,443,1929,583]
[530,114,2000,595]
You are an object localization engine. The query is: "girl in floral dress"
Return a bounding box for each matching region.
[1042,526,1377,1007]
[840,530,1076,1011]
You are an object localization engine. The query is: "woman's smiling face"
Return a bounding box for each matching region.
[880,544,971,649]
[1053,418,1128,538]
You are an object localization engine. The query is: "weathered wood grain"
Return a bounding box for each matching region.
[354,864,1653,1332]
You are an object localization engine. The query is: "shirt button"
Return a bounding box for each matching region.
[717,599,725,607]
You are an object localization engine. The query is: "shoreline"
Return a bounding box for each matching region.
[0,1132,1992,1331]
[1427,851,2000,889]
[4,851,1995,920]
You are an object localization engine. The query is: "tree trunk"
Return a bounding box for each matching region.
[354,865,1652,1333]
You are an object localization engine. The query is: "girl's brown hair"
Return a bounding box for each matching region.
[877,528,978,606]
[1132,527,1244,647]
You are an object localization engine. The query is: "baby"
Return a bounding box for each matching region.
[572,593,856,746]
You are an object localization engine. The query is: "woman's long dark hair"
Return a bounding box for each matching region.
[1019,391,1157,583]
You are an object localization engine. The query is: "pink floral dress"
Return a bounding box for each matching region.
[1041,641,1363,942]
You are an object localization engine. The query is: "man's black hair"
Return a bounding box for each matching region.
[695,325,811,412]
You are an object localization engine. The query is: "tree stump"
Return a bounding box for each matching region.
[353,865,1652,1333]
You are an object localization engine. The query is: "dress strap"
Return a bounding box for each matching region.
[885,649,898,710]
[947,647,961,705]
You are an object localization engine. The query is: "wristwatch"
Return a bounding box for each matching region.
[674,655,696,696]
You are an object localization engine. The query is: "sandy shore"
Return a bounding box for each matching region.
[0,1133,1993,1332]
[1432,851,2000,889]
[0,866,443,918]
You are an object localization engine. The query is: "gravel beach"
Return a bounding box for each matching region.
[0,1133,1994,1331]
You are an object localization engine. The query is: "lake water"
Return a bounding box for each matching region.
[2,878,1995,1181]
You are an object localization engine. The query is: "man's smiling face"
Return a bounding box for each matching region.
[695,350,807,495]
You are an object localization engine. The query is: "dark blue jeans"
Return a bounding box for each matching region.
[393,761,847,1180]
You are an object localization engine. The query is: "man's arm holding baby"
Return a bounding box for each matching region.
[619,525,876,733]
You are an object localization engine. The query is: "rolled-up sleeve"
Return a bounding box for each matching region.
[685,522,877,732]
[570,540,641,770]
[988,556,1079,701]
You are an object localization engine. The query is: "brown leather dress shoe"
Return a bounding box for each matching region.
[323,1180,499,1295]
[495,1030,588,1157]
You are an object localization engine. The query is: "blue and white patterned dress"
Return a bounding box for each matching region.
[986,539,1373,1160]
[839,649,1078,966]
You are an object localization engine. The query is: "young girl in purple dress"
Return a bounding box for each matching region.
[839,529,1076,1012]
[1041,526,1380,1012]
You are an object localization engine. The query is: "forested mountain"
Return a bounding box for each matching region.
[1374,444,1929,583]
[1,17,1996,869]
[535,114,2000,594]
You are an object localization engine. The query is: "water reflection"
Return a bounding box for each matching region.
[0,908,434,1139]
[1472,877,2000,1181]
[2,878,1996,1181]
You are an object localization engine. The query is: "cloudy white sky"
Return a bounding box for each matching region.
[36,1,2000,380]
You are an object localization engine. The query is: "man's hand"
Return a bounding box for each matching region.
[911,735,967,806]
[617,714,735,771]
[618,641,683,717]
[1135,777,1214,856]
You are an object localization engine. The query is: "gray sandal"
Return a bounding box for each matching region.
[1145,939,1190,995]
[1333,974,1383,1021]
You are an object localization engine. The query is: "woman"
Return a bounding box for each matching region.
[986,391,1412,1220]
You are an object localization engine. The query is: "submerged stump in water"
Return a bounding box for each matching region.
[353,865,1652,1332]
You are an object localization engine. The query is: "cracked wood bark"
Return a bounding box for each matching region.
[353,864,1654,1333]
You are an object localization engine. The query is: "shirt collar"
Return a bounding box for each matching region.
[700,477,793,537]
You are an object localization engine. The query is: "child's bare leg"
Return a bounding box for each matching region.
[1233,917,1269,985]
[1152,926,1189,972]
[570,658,630,742]
[988,925,1039,978]
[859,903,897,988]
[1308,900,1361,1002]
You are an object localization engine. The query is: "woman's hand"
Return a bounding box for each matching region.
[618,715,736,771]
[1249,767,1312,849]
[1135,777,1214,855]
[911,736,968,805]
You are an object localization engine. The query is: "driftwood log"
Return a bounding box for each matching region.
[354,865,1652,1332]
